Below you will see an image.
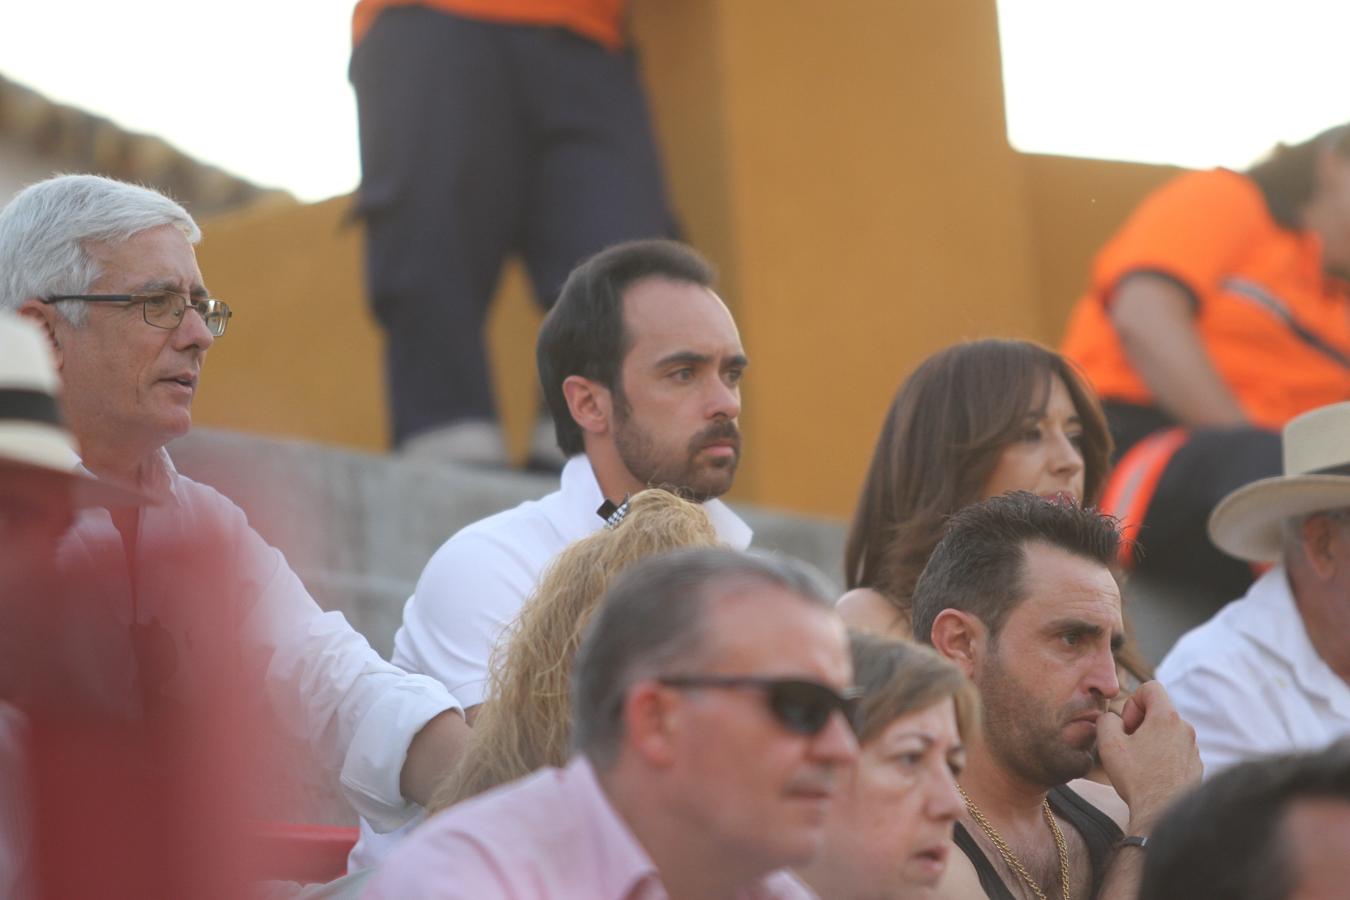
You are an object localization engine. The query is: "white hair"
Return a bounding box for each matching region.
[0,174,200,326]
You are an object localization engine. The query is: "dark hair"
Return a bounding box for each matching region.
[848,631,980,746]
[843,339,1112,629]
[910,491,1120,645]
[1139,741,1350,900]
[1248,124,1350,229]
[536,240,717,456]
[570,547,831,768]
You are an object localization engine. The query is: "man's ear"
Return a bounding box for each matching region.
[621,681,678,768]
[1299,514,1339,581]
[929,609,986,679]
[17,299,63,370]
[561,375,613,438]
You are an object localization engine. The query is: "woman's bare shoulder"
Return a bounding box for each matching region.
[836,588,912,640]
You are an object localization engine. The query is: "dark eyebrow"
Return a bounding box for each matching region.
[653,351,749,371]
[654,351,711,370]
[1048,618,1125,653]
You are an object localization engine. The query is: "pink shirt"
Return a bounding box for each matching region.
[362,756,816,899]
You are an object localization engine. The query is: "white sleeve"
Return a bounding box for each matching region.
[393,528,538,709]
[225,496,461,832]
[1163,662,1286,777]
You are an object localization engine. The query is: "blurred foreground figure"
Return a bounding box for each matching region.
[0,313,147,899]
[366,548,858,899]
[0,175,471,892]
[349,0,675,463]
[1139,741,1350,900]
[1160,402,1350,775]
[1063,124,1350,600]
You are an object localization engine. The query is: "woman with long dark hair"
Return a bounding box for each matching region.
[839,338,1112,639]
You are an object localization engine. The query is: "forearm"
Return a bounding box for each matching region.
[1093,840,1147,900]
[1110,275,1246,427]
[400,708,471,808]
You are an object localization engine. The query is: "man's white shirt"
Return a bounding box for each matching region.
[350,454,753,867]
[1158,565,1350,776]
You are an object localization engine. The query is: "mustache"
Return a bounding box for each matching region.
[689,420,741,453]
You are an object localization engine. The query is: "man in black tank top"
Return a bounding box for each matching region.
[910,494,1203,899]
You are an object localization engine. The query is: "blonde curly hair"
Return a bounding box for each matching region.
[429,488,721,812]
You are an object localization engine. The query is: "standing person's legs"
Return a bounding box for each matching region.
[511,28,677,462]
[515,30,676,300]
[351,8,525,455]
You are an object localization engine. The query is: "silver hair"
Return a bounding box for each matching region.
[0,174,200,326]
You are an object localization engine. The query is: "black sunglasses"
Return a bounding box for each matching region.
[658,675,863,736]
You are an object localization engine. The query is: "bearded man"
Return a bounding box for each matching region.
[349,238,753,866]
[912,492,1201,900]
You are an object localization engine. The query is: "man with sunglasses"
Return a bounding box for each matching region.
[0,175,469,838]
[912,493,1202,900]
[366,548,858,899]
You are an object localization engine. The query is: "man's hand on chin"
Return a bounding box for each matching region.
[1096,680,1203,832]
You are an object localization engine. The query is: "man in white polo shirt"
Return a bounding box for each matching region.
[351,239,754,866]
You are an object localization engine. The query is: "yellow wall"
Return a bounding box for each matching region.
[193,1,1179,519]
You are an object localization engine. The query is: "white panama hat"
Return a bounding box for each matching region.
[0,313,146,508]
[1208,401,1350,563]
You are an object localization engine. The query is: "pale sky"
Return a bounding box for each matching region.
[1,2,1346,203]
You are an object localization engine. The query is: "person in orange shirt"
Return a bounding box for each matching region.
[1062,123,1350,601]
[349,0,675,468]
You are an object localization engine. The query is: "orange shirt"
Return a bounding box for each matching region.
[352,0,628,51]
[1061,169,1350,429]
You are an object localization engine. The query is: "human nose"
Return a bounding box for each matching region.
[1049,429,1084,478]
[174,302,215,351]
[705,373,741,421]
[927,762,965,822]
[1086,646,1121,702]
[809,711,859,766]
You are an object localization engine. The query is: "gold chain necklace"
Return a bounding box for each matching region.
[957,783,1070,900]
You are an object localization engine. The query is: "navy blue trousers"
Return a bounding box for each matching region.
[350,7,675,446]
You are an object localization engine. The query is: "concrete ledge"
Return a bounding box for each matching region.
[169,428,847,659]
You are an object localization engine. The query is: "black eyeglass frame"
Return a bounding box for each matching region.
[657,674,863,736]
[43,292,233,337]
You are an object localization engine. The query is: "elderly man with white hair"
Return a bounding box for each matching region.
[1159,401,1350,776]
[0,174,469,835]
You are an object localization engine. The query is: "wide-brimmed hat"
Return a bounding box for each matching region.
[1208,402,1350,563]
[0,313,146,508]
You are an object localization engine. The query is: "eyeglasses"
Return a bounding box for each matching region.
[44,291,233,337]
[658,675,863,736]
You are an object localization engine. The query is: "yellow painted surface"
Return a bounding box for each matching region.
[192,1,1177,519]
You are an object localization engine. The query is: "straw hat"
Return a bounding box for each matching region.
[1208,402,1350,563]
[0,313,145,508]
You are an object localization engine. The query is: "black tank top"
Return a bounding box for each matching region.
[952,785,1124,900]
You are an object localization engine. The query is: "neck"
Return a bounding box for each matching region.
[1300,196,1349,276]
[583,441,647,506]
[959,734,1052,825]
[599,762,767,900]
[1292,577,1350,682]
[79,431,164,488]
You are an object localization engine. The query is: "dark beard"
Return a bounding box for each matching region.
[612,416,740,503]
